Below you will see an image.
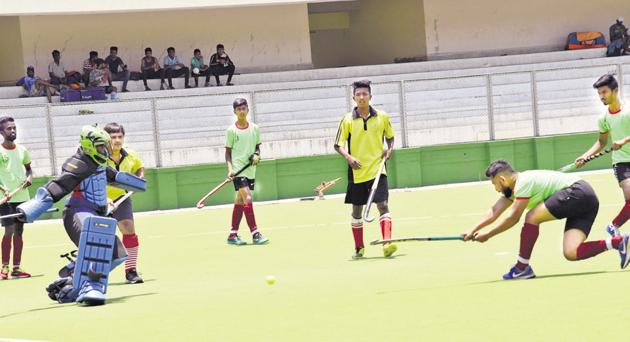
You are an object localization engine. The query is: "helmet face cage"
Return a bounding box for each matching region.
[93,140,112,163]
[80,125,112,166]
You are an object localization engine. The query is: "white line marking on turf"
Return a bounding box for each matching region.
[25,243,69,249]
[494,252,510,256]
[23,168,619,249]
[24,168,614,225]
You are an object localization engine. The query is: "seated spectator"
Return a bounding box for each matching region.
[89,58,117,94]
[16,66,56,103]
[48,50,82,86]
[105,46,130,92]
[163,47,191,89]
[191,48,211,87]
[82,51,98,86]
[48,50,68,85]
[140,47,164,91]
[210,44,235,86]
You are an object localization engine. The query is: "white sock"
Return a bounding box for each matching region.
[606,237,614,250]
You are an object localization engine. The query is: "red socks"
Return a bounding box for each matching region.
[1,235,24,267]
[380,213,392,240]
[516,223,539,270]
[351,218,364,249]
[243,204,258,234]
[230,203,260,237]
[351,214,392,250]
[12,235,23,267]
[612,200,630,227]
[122,234,139,272]
[576,236,622,260]
[230,204,244,237]
[1,235,10,265]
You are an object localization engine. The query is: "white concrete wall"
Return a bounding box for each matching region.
[310,0,426,68]
[423,0,630,59]
[0,0,339,15]
[17,4,312,80]
[0,17,25,84]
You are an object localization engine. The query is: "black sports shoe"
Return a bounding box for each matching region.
[125,269,144,284]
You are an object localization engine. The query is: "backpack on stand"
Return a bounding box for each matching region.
[566,32,606,49]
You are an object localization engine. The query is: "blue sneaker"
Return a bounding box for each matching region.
[606,223,620,237]
[619,233,630,269]
[502,265,536,280]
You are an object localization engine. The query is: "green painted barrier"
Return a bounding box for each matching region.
[29,132,609,217]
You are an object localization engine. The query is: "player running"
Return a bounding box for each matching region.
[464,160,630,280]
[17,125,146,305]
[334,80,396,259]
[104,123,144,284]
[225,98,268,246]
[575,74,630,237]
[0,117,33,279]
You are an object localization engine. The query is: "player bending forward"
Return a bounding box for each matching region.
[463,160,630,280]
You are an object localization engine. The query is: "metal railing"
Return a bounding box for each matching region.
[1,60,628,177]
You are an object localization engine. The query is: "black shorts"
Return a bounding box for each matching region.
[111,196,134,222]
[0,202,24,227]
[544,180,599,236]
[233,177,255,191]
[345,175,389,206]
[613,163,630,183]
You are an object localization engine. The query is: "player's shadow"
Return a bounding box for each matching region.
[348,254,407,261]
[534,270,610,280]
[0,292,159,319]
[231,243,272,248]
[106,292,158,305]
[1,274,45,281]
[109,278,157,286]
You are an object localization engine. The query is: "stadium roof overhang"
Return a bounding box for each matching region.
[0,0,349,16]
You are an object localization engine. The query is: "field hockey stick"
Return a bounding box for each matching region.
[106,191,134,216]
[0,207,59,221]
[196,162,252,209]
[559,148,612,172]
[370,235,464,245]
[0,181,28,206]
[363,159,387,222]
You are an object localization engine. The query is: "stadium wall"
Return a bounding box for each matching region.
[309,0,427,67]
[423,0,630,60]
[13,4,312,82]
[0,17,25,84]
[32,131,610,218]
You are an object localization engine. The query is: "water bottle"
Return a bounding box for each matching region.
[110,91,118,100]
